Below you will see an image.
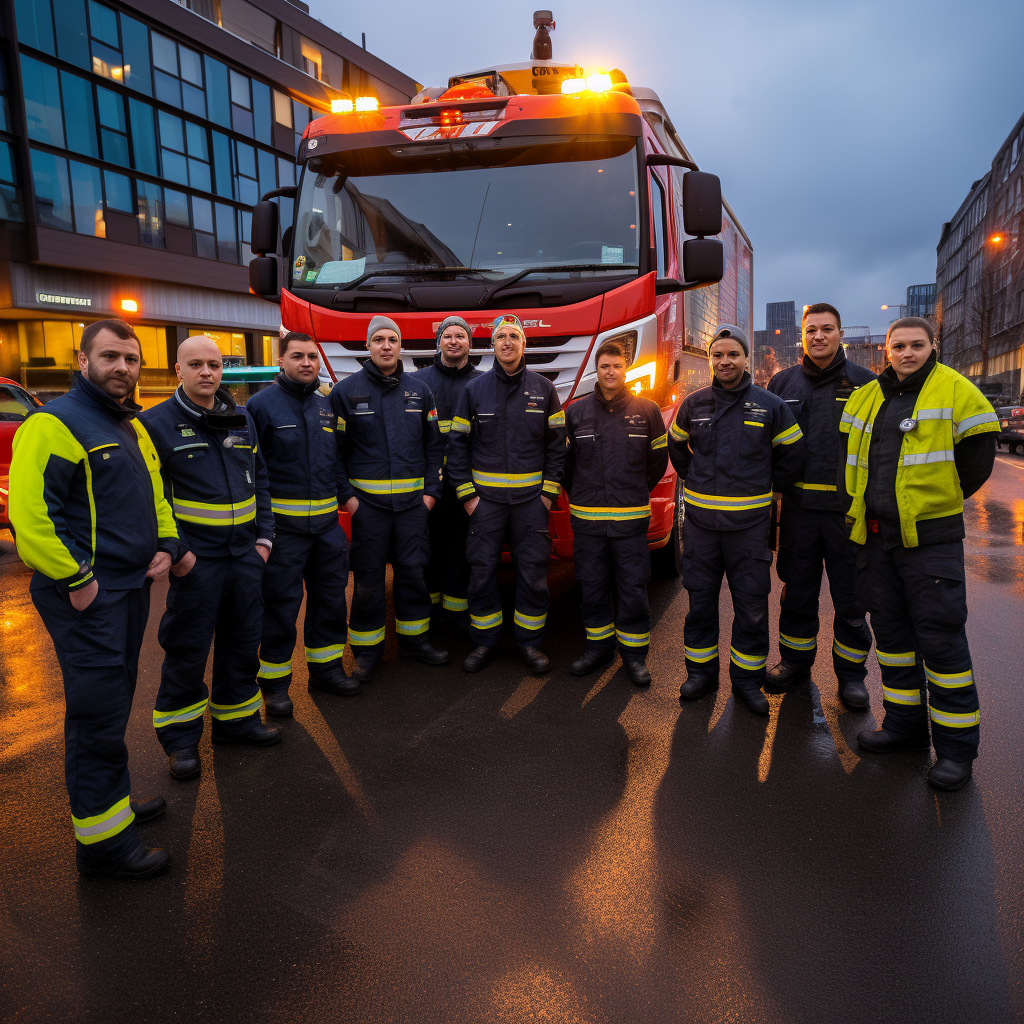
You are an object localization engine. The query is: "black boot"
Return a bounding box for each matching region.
[838,679,870,710]
[927,758,973,791]
[399,636,451,666]
[623,657,652,687]
[129,796,167,824]
[463,645,496,672]
[733,686,770,716]
[309,664,361,697]
[570,645,615,676]
[518,645,550,674]
[351,654,378,683]
[262,688,294,717]
[679,673,719,701]
[764,660,810,693]
[212,722,281,746]
[78,843,170,880]
[168,747,201,780]
[857,727,931,753]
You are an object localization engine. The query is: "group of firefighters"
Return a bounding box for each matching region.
[7,301,999,879]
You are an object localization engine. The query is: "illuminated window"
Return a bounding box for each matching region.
[261,334,277,365]
[190,329,246,359]
[135,324,168,369]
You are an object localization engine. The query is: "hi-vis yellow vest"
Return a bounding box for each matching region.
[840,362,999,547]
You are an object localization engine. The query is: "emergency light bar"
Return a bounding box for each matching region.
[561,73,613,95]
[330,96,379,113]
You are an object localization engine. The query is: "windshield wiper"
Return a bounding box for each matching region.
[481,264,639,304]
[340,266,494,291]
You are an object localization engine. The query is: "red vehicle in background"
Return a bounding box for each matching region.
[0,377,43,533]
[249,13,753,576]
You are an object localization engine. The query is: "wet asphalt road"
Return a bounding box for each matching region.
[1,461,1023,1024]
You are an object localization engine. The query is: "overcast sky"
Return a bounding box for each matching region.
[305,0,1024,333]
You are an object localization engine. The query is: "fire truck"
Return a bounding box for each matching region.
[249,12,754,576]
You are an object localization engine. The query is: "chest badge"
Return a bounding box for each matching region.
[899,418,917,433]
[179,427,195,437]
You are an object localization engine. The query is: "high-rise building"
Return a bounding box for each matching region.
[764,300,801,369]
[905,283,936,319]
[0,0,418,401]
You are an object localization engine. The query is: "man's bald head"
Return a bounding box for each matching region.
[176,335,223,409]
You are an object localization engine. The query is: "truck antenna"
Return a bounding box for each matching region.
[532,11,555,61]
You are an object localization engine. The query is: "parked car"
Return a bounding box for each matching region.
[0,376,43,533]
[996,406,1024,454]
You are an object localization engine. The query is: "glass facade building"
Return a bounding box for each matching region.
[0,0,417,402]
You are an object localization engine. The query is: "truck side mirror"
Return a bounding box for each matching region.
[251,200,279,256]
[682,172,722,237]
[682,239,724,285]
[249,256,280,302]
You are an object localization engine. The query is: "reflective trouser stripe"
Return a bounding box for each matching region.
[173,497,256,524]
[395,617,430,636]
[270,497,338,517]
[472,470,543,489]
[153,698,208,728]
[685,644,719,663]
[928,705,980,727]
[569,504,651,521]
[730,647,767,671]
[257,659,292,679]
[877,649,916,667]
[882,686,921,705]
[924,666,973,688]
[349,626,385,646]
[684,488,773,511]
[209,690,263,721]
[471,610,503,630]
[586,622,615,641]
[834,639,870,663]
[780,633,816,652]
[305,644,345,663]
[72,796,135,845]
[351,477,424,495]
[430,591,441,606]
[514,609,546,631]
[616,628,649,647]
[442,594,468,612]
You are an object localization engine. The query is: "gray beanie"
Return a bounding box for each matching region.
[711,323,748,355]
[435,315,472,351]
[367,315,401,344]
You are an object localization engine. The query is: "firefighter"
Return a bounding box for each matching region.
[246,332,358,715]
[142,335,280,781]
[843,317,998,791]
[564,338,668,685]
[447,314,566,674]
[411,315,483,633]
[330,315,448,681]
[9,319,179,878]
[669,325,806,715]
[765,303,876,708]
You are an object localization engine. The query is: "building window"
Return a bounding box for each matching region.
[29,149,73,231]
[300,39,322,81]
[189,328,246,359]
[191,195,216,258]
[129,97,159,175]
[273,90,292,129]
[151,32,206,118]
[87,1,151,94]
[96,86,129,165]
[203,56,230,129]
[135,323,169,369]
[103,169,132,212]
[234,141,258,205]
[0,142,24,222]
[230,70,253,137]
[69,160,104,236]
[136,178,163,247]
[61,71,99,159]
[22,56,64,148]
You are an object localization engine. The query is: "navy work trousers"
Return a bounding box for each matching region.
[573,528,652,659]
[32,583,150,866]
[427,483,471,625]
[467,496,551,647]
[257,526,349,691]
[856,533,980,762]
[776,499,873,681]
[682,516,771,693]
[153,547,265,752]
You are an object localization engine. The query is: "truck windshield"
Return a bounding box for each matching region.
[292,135,640,288]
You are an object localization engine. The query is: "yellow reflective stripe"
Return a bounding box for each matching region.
[780,633,816,651]
[794,481,837,492]
[542,479,562,496]
[928,705,980,727]
[69,571,95,590]
[650,433,667,450]
[953,411,999,439]
[685,644,719,663]
[304,644,345,663]
[173,496,257,524]
[72,795,134,845]
[270,497,338,516]
[586,622,615,641]
[670,420,688,441]
[351,478,424,495]
[616,628,649,647]
[882,685,921,705]
[430,591,441,605]
[548,410,565,427]
[451,416,471,433]
[924,666,973,688]
[833,639,869,663]
[455,481,476,499]
[743,420,764,428]
[87,443,119,453]
[442,594,468,612]
[437,419,452,434]
[471,609,503,629]
[683,488,773,511]
[902,450,954,466]
[514,609,546,631]
[570,504,651,521]
[395,617,430,636]
[730,647,767,670]
[257,659,292,679]
[772,423,803,446]
[153,698,208,728]
[349,626,385,646]
[209,690,263,721]
[472,470,543,488]
[877,649,916,667]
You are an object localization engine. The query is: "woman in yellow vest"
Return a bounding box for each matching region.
[841,317,998,791]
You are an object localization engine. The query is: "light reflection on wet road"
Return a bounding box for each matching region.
[0,458,1021,1023]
